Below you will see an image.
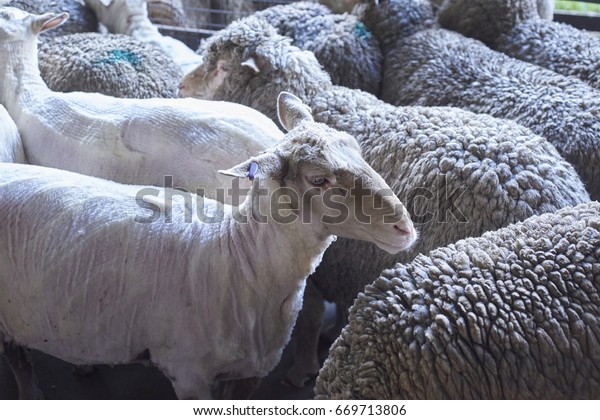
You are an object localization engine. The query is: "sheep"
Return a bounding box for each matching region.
[354,0,600,201]
[0,91,417,399]
[6,0,99,37]
[0,6,284,204]
[315,200,600,399]
[436,0,600,89]
[241,1,382,95]
[178,17,591,387]
[83,0,203,75]
[0,105,26,163]
[38,32,183,98]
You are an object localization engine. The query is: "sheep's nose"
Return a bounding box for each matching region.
[177,84,186,97]
[393,218,416,240]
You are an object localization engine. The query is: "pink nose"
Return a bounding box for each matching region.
[394,221,416,239]
[177,84,185,97]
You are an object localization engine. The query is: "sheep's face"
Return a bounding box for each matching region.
[0,7,68,43]
[83,0,149,34]
[179,57,233,100]
[220,92,417,254]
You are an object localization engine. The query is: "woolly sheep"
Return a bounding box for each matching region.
[0,105,26,163]
[0,7,283,204]
[6,0,99,37]
[178,18,591,387]
[84,0,202,75]
[0,92,417,399]
[38,32,182,98]
[355,0,600,200]
[315,201,600,399]
[243,1,382,95]
[436,0,599,89]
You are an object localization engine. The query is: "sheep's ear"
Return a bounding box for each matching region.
[219,152,284,181]
[277,91,313,132]
[97,0,114,6]
[32,12,69,34]
[241,56,261,74]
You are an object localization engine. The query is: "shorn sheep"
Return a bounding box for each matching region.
[178,18,591,387]
[316,201,600,399]
[83,0,202,75]
[436,0,600,89]
[0,6,283,204]
[355,0,600,201]
[0,105,26,163]
[6,0,99,37]
[0,91,417,400]
[38,32,183,98]
[246,1,382,95]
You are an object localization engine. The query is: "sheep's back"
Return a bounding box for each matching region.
[316,201,600,399]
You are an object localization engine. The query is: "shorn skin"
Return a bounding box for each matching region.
[39,32,183,98]
[315,201,600,399]
[0,105,26,163]
[178,18,591,387]
[436,0,600,89]
[0,7,283,204]
[84,0,202,75]
[0,92,416,400]
[355,0,600,200]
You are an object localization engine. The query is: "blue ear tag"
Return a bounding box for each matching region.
[248,162,258,181]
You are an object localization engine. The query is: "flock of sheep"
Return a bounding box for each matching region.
[0,0,599,400]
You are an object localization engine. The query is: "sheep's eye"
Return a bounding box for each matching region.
[311,177,328,187]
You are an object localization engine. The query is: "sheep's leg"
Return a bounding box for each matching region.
[284,278,325,388]
[2,341,44,399]
[213,377,261,400]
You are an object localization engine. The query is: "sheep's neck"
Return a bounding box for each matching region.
[126,14,162,41]
[0,40,50,115]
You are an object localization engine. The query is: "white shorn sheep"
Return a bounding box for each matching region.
[0,92,416,400]
[316,201,600,399]
[83,0,202,75]
[355,0,600,200]
[0,6,283,203]
[178,18,591,387]
[0,105,26,163]
[437,0,599,89]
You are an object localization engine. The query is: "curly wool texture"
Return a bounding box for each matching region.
[221,2,382,95]
[193,18,591,386]
[6,0,98,37]
[356,0,600,200]
[38,33,183,98]
[315,201,600,399]
[437,0,600,89]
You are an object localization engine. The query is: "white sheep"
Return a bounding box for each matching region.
[436,0,600,89]
[0,105,26,163]
[0,91,417,399]
[0,6,283,204]
[178,18,591,387]
[316,201,600,399]
[83,0,203,75]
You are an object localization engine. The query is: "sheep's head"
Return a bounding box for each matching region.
[220,92,417,254]
[83,0,150,34]
[178,18,330,119]
[0,7,68,42]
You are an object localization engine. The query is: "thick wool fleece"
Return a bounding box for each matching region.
[0,105,26,163]
[356,0,600,200]
[39,33,183,98]
[315,201,600,399]
[437,0,600,89]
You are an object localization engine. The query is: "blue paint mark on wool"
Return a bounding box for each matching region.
[95,50,141,67]
[354,22,371,39]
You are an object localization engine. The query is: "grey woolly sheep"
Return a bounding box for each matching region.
[355,0,600,201]
[436,0,599,89]
[147,0,187,26]
[178,18,591,387]
[245,1,382,95]
[38,32,182,98]
[0,105,26,163]
[6,0,99,37]
[315,201,600,399]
